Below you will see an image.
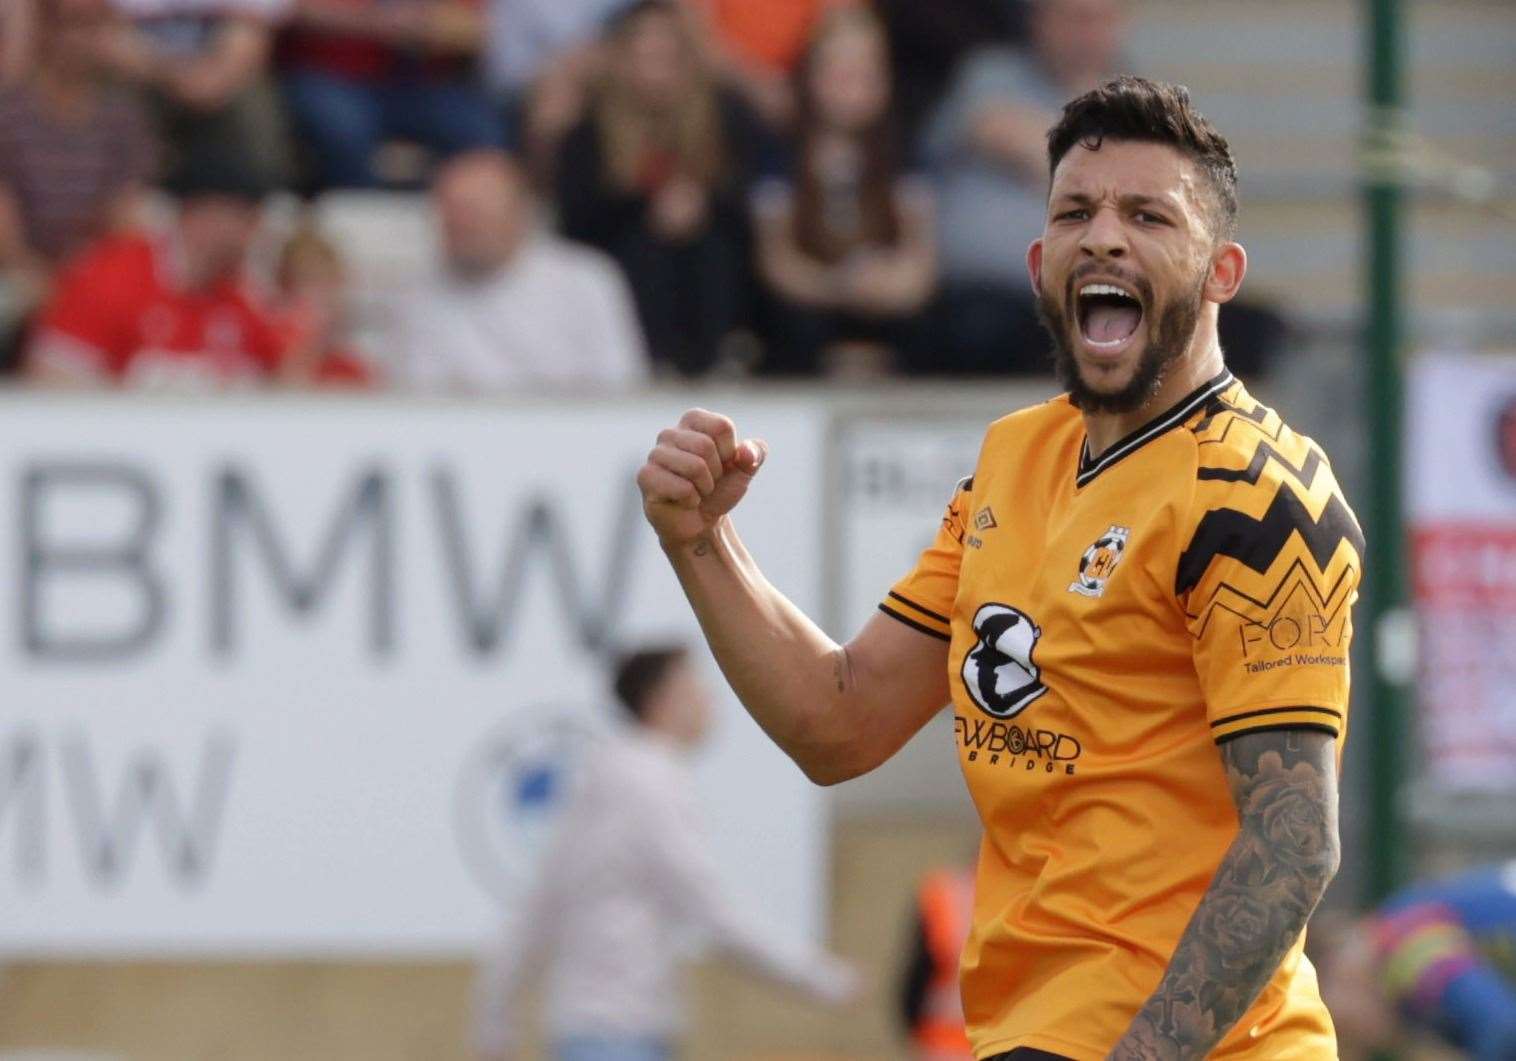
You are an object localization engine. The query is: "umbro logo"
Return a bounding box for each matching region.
[966,506,998,549]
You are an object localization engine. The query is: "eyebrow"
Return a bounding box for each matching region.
[1050,191,1184,213]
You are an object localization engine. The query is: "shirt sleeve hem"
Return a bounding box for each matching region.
[1214,720,1341,744]
[878,603,951,642]
[887,590,950,626]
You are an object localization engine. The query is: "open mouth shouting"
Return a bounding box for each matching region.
[1075,279,1145,355]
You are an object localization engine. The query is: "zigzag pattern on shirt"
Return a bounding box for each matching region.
[1197,439,1328,494]
[1175,482,1365,597]
[1191,393,1285,450]
[1186,556,1358,637]
[1191,391,1268,434]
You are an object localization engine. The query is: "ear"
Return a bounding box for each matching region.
[1204,240,1247,304]
[1026,238,1044,298]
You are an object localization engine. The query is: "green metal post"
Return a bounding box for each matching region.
[1362,0,1413,907]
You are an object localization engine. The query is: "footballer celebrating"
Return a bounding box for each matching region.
[636,77,1363,1060]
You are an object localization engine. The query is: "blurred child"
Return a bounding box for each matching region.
[271,223,374,386]
[752,7,934,377]
[473,645,859,1061]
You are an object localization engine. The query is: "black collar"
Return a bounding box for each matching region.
[1075,369,1235,488]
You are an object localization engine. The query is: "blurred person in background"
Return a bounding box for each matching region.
[403,149,647,391]
[898,864,976,1061]
[1315,861,1516,1061]
[874,0,1025,145]
[556,0,766,378]
[270,222,375,385]
[685,0,853,131]
[923,0,1125,375]
[481,0,633,183]
[0,0,158,372]
[25,144,316,387]
[97,0,292,190]
[278,0,502,189]
[0,0,39,85]
[752,7,935,378]
[472,645,859,1061]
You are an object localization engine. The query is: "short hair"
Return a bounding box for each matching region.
[1046,76,1238,239]
[612,645,688,722]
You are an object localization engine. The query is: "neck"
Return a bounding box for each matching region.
[1081,322,1225,458]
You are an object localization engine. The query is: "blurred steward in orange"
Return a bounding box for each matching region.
[900,866,977,1061]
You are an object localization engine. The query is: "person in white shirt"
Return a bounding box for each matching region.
[403,149,650,392]
[472,645,859,1061]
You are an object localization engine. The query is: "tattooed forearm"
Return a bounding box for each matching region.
[1107,726,1341,1061]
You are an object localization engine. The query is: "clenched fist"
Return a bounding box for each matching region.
[637,408,768,549]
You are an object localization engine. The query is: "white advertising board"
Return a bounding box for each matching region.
[0,394,827,956]
[1407,354,1516,791]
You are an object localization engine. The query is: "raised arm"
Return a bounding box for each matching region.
[637,408,950,785]
[1108,727,1341,1059]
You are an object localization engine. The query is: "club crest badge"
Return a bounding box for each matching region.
[1069,525,1131,598]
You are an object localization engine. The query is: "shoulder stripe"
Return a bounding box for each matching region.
[888,591,950,625]
[1176,485,1365,597]
[878,604,952,642]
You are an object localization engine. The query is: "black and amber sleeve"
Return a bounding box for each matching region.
[878,476,970,643]
[1177,439,1364,745]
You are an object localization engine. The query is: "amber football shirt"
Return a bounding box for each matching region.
[881,371,1363,1060]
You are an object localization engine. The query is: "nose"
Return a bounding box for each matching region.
[1079,206,1128,261]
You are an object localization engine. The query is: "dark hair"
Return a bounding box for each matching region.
[613,645,688,722]
[790,8,902,263]
[1046,76,1238,238]
[165,142,274,205]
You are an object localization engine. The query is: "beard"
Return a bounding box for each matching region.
[1037,270,1206,415]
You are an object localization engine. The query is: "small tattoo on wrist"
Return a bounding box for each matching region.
[692,539,711,557]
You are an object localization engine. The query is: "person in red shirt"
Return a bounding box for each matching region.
[25,147,290,387]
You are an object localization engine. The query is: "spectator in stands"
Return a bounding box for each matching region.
[923,0,1125,374]
[482,0,633,183]
[473,645,859,1061]
[270,223,374,385]
[0,0,38,86]
[874,0,1024,143]
[25,145,306,387]
[556,0,764,377]
[278,0,504,189]
[98,0,292,190]
[402,150,648,391]
[686,0,853,130]
[0,0,158,371]
[752,8,935,377]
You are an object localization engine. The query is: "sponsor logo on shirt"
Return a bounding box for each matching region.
[953,715,1081,776]
[961,603,1046,719]
[1237,611,1348,658]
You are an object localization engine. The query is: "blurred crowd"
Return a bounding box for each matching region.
[0,0,1286,391]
